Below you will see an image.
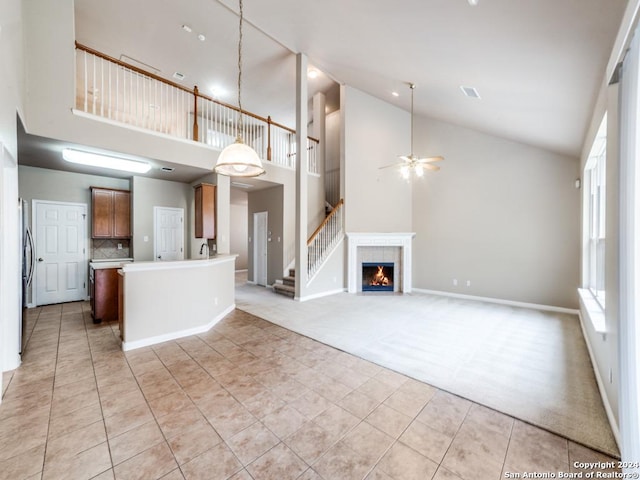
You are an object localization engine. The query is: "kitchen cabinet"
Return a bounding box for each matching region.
[194,183,216,239]
[91,187,131,238]
[89,265,119,323]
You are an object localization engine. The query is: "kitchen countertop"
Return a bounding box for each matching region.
[90,259,133,269]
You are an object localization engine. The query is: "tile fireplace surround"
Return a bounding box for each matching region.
[346,233,415,293]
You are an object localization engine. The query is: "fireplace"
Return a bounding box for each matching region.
[347,233,415,293]
[362,263,394,292]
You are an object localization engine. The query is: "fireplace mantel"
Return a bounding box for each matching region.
[346,232,415,293]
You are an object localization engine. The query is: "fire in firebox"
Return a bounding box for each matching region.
[362,262,394,292]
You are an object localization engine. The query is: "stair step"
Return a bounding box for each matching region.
[273,283,295,298]
[288,269,296,277]
[282,276,295,287]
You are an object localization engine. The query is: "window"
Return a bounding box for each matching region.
[584,114,607,308]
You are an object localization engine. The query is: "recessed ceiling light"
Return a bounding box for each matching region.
[468,0,479,5]
[182,24,192,33]
[210,86,225,98]
[173,72,185,81]
[460,85,481,99]
[392,91,400,97]
[307,69,319,79]
[197,34,206,42]
[62,148,151,174]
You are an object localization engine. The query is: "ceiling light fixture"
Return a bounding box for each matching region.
[197,33,206,42]
[182,24,192,33]
[392,91,400,97]
[379,83,443,179]
[468,0,479,5]
[308,69,319,79]
[62,148,151,173]
[214,0,265,177]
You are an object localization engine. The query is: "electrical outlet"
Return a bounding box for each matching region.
[214,297,218,306]
[117,243,122,250]
[453,279,458,286]
[466,280,471,287]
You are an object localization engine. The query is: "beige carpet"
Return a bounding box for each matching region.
[235,282,619,458]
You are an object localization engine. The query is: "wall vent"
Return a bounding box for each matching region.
[460,85,481,99]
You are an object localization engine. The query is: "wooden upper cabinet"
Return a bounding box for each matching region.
[113,190,131,238]
[91,187,131,239]
[194,183,216,239]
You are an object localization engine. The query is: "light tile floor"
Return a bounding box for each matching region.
[0,301,619,480]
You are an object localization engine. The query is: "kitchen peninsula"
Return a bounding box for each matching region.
[118,255,236,351]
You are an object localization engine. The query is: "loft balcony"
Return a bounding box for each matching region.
[74,42,320,174]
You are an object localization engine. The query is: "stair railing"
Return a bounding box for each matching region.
[74,42,320,173]
[307,199,344,279]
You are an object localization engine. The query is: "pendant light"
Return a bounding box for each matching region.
[214,0,265,177]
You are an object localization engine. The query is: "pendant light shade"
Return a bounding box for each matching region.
[214,0,265,177]
[215,137,264,177]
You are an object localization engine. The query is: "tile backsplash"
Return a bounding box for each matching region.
[92,239,131,259]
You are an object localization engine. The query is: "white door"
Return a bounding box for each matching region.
[253,211,268,286]
[34,201,87,305]
[154,207,184,261]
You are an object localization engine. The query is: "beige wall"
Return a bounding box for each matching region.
[22,0,220,172]
[247,186,284,285]
[0,0,25,377]
[343,86,412,233]
[230,189,248,270]
[411,116,581,309]
[18,165,130,207]
[131,176,192,261]
[578,83,620,428]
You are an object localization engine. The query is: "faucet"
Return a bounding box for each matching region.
[199,242,209,258]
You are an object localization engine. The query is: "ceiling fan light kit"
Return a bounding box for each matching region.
[380,83,444,179]
[214,0,265,178]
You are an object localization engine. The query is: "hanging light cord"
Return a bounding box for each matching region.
[236,0,245,139]
[409,83,415,158]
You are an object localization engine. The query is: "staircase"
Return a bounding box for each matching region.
[273,269,296,298]
[273,199,344,299]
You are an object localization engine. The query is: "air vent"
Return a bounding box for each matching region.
[460,86,481,99]
[231,181,253,189]
[160,167,175,172]
[173,72,185,81]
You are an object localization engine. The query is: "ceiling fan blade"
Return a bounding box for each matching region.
[397,155,412,162]
[415,156,444,163]
[422,163,441,171]
[379,162,402,170]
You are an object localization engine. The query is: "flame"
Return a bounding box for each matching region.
[370,265,390,286]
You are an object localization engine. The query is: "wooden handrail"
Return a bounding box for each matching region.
[307,199,344,246]
[75,42,320,144]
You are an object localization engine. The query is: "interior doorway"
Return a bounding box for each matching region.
[154,206,184,261]
[253,211,268,286]
[33,200,87,305]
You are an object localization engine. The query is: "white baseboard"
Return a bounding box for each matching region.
[412,288,580,315]
[296,288,346,302]
[122,304,235,351]
[577,311,621,450]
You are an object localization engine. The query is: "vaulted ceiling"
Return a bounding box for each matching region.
[74,0,628,159]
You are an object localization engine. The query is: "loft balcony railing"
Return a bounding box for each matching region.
[74,42,319,173]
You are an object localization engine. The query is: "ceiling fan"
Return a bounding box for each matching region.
[380,83,443,179]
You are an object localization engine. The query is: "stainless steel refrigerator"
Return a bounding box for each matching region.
[19,199,35,355]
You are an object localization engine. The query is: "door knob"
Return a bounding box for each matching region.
[157,255,161,259]
[38,258,44,262]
